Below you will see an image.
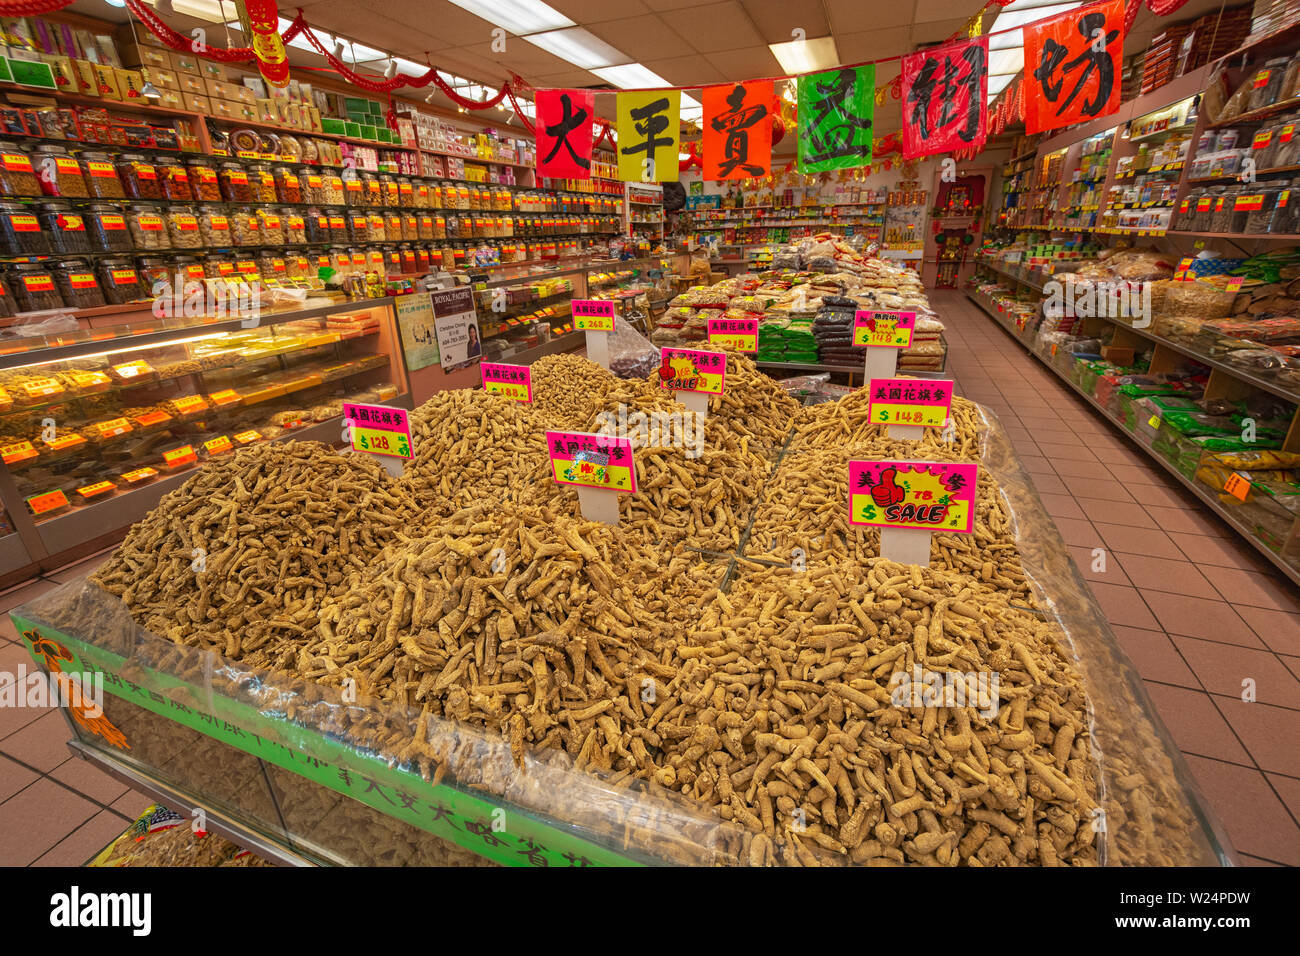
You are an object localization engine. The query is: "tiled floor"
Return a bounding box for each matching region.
[1,294,1297,866]
[941,288,1300,867]
[0,548,149,867]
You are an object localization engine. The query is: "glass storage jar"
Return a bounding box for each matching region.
[230,209,260,246]
[415,181,431,208]
[115,153,162,200]
[32,145,88,198]
[304,207,328,243]
[166,205,202,249]
[198,205,232,246]
[0,275,14,318]
[53,258,106,308]
[256,208,285,245]
[186,157,221,201]
[363,172,383,207]
[343,171,365,206]
[249,164,276,203]
[283,210,306,244]
[97,256,143,304]
[379,174,399,207]
[302,170,327,204]
[136,256,171,290]
[347,211,370,242]
[79,151,125,199]
[219,162,253,202]
[273,165,302,203]
[323,173,345,205]
[0,144,39,197]
[0,200,50,255]
[38,200,91,254]
[156,157,191,201]
[259,252,289,281]
[397,176,414,207]
[205,256,236,279]
[84,203,134,253]
[327,211,348,244]
[428,183,443,208]
[9,262,65,312]
[417,213,434,240]
[127,203,168,250]
[370,213,388,242]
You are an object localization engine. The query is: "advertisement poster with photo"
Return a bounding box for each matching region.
[431,286,482,372]
[394,292,441,371]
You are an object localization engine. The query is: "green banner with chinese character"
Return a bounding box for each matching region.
[797,64,875,173]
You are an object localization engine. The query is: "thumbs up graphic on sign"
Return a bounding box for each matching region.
[871,468,907,507]
[657,353,675,382]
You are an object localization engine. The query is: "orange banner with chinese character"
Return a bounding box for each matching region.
[702,80,773,181]
[1024,0,1124,134]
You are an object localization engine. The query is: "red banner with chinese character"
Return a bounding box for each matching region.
[702,80,773,180]
[901,37,988,160]
[536,89,595,179]
[1024,0,1124,134]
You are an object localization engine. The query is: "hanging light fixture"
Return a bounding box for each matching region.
[384,56,398,79]
[140,80,162,99]
[333,36,346,60]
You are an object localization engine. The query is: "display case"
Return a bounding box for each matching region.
[0,296,408,581]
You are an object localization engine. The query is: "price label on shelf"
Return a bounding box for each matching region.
[171,395,208,416]
[853,310,916,349]
[204,435,233,457]
[75,480,115,500]
[67,370,110,390]
[481,363,532,403]
[133,410,171,428]
[44,434,84,452]
[163,445,197,468]
[571,299,615,332]
[867,378,953,428]
[27,489,68,515]
[20,377,61,400]
[97,418,132,439]
[112,360,152,380]
[1147,414,1162,429]
[207,389,241,407]
[233,430,263,445]
[120,467,158,484]
[1,440,37,465]
[1224,472,1252,501]
[1225,277,1245,292]
[343,403,411,459]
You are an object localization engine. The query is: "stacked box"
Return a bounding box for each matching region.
[1179,5,1254,73]
[1141,24,1191,93]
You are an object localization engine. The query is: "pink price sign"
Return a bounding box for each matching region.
[854,310,917,349]
[481,362,532,402]
[867,378,954,428]
[343,402,412,459]
[655,347,727,395]
[546,430,637,493]
[571,299,616,332]
[707,317,758,353]
[848,460,977,533]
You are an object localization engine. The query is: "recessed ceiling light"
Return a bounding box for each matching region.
[768,36,839,75]
[524,27,627,70]
[447,0,574,36]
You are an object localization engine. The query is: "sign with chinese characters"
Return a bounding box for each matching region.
[571,299,616,332]
[1024,0,1124,134]
[395,292,441,372]
[430,287,481,371]
[854,310,917,349]
[537,89,595,179]
[868,378,953,428]
[702,80,773,180]
[707,317,758,353]
[656,348,727,395]
[481,362,532,402]
[617,90,681,182]
[546,431,637,494]
[343,403,412,459]
[798,64,874,173]
[902,37,989,159]
[848,460,978,533]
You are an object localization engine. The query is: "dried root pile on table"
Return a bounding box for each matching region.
[743,443,1033,601]
[708,353,800,449]
[790,388,984,457]
[91,441,418,668]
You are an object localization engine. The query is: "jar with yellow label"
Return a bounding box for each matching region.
[369,212,387,242]
[9,262,64,311]
[53,258,106,308]
[84,203,134,253]
[32,145,88,198]
[256,208,285,245]
[115,153,162,200]
[187,157,221,201]
[127,203,168,250]
[97,257,144,305]
[78,150,125,199]
[38,199,91,254]
[157,158,191,201]
[0,144,40,197]
[273,165,302,203]
[283,209,307,245]
[219,162,253,203]
[198,205,233,246]
[167,205,203,249]
[230,209,261,246]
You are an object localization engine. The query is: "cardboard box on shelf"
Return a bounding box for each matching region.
[178,72,206,95]
[172,53,200,75]
[198,60,225,81]
[120,40,170,70]
[183,93,211,113]
[92,63,122,100]
[116,68,146,100]
[157,89,184,110]
[307,106,322,132]
[40,54,76,91]
[232,85,256,106]
[70,59,98,95]
[142,67,180,92]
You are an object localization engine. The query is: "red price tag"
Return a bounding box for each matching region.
[2,441,37,465]
[1224,472,1251,501]
[233,429,262,444]
[163,445,197,468]
[120,467,158,484]
[27,489,68,515]
[207,389,240,407]
[204,435,233,456]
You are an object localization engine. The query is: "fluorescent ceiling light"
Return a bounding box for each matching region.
[447,0,574,36]
[524,27,627,69]
[591,63,670,89]
[985,0,1084,103]
[768,36,839,75]
[157,0,230,22]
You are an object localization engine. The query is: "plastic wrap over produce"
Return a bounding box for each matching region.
[11,365,1232,866]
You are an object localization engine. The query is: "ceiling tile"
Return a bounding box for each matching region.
[836,27,913,65]
[530,69,606,88]
[659,2,765,53]
[826,0,915,34]
[642,54,730,87]
[704,46,783,82]
[642,0,707,10]
[911,17,972,45]
[741,0,829,45]
[550,0,654,23]
[436,48,515,83]
[454,38,578,76]
[914,0,982,25]
[586,15,691,59]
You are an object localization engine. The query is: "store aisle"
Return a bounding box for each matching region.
[937,289,1300,867]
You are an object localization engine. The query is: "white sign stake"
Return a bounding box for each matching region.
[676,390,709,417]
[864,347,898,381]
[889,424,925,440]
[586,329,611,370]
[879,526,932,564]
[575,485,620,524]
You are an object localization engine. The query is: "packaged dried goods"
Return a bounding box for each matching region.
[230,210,260,246]
[283,210,307,244]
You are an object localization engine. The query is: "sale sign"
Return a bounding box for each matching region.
[482,362,532,402]
[867,378,953,428]
[854,311,916,348]
[848,461,978,533]
[571,299,615,332]
[707,317,758,352]
[655,347,726,394]
[546,431,637,493]
[343,402,412,459]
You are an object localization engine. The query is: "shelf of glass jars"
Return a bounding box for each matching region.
[1205,94,1300,130]
[0,331,383,428]
[1187,163,1300,184]
[1113,161,1185,181]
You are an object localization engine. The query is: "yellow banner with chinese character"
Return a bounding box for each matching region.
[617,90,681,183]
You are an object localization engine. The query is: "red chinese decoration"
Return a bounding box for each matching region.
[1024,0,1125,134]
[901,37,988,160]
[240,0,290,89]
[536,90,595,179]
[702,80,773,180]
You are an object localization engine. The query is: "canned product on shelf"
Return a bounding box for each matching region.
[38,199,92,254]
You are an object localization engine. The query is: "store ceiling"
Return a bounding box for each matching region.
[66,0,1249,151]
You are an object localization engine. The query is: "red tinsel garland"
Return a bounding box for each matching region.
[0,0,77,14]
